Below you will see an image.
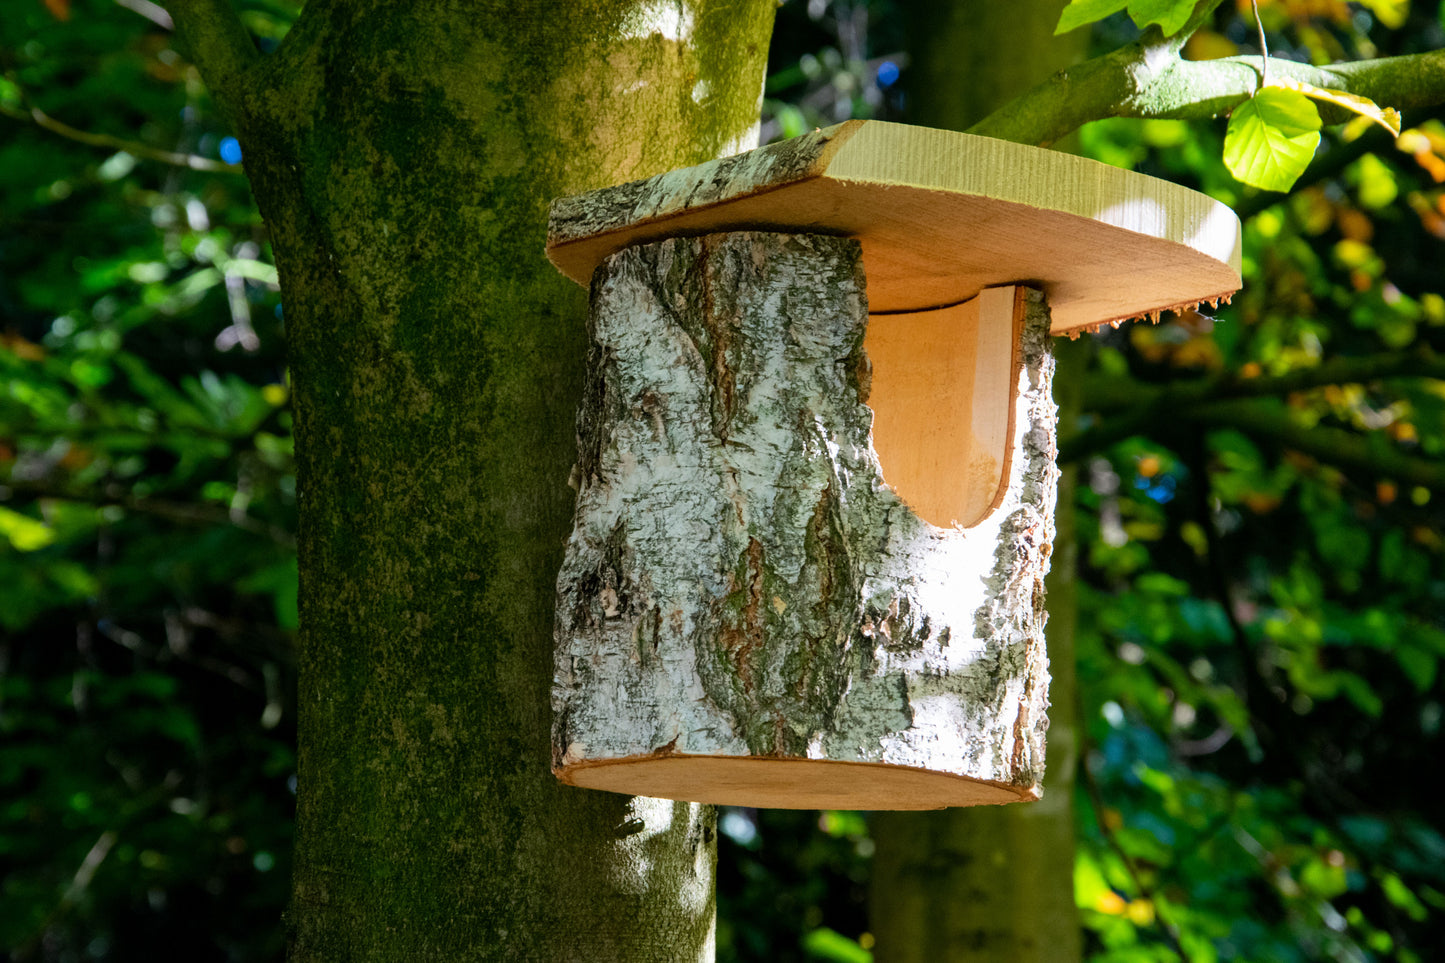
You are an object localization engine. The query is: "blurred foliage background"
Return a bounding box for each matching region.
[2,1,1443,961]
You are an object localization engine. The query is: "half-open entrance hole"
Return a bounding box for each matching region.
[863,285,1024,529]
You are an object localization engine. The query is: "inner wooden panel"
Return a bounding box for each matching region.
[558,754,1034,810]
[863,286,1022,529]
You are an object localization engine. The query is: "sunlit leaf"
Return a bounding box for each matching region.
[1357,0,1410,29]
[1270,76,1402,137]
[1055,0,1198,35]
[801,926,872,963]
[1126,0,1199,35]
[1055,0,1127,34]
[224,258,280,286]
[1381,871,1430,921]
[1185,28,1238,60]
[1299,854,1348,897]
[1224,88,1322,191]
[0,506,56,551]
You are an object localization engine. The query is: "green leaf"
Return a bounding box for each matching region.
[238,558,300,630]
[0,506,56,551]
[1396,646,1437,693]
[802,927,872,963]
[818,810,867,838]
[1300,854,1349,898]
[1224,88,1322,192]
[1381,871,1429,922]
[1055,0,1127,35]
[1339,672,1384,717]
[1357,0,1409,29]
[1351,153,1399,209]
[1269,76,1401,137]
[1127,0,1199,36]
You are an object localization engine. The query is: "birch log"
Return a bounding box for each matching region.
[552,231,1057,810]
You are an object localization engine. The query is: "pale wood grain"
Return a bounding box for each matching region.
[547,120,1241,335]
[865,286,1021,529]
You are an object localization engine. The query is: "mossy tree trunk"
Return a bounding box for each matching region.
[870,1,1088,961]
[169,0,775,958]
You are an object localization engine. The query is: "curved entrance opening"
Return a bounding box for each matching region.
[863,285,1024,529]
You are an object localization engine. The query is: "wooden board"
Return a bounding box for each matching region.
[865,286,1022,528]
[559,754,1036,810]
[547,120,1242,335]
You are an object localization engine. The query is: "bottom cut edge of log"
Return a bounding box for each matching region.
[553,753,1040,811]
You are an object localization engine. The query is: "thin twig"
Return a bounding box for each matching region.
[114,0,173,30]
[1,479,295,548]
[0,97,240,174]
[1187,432,1274,756]
[1252,0,1269,90]
[1086,349,1445,415]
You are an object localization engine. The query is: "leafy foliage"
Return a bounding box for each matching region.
[1224,87,1323,191]
[1,1,298,958]
[1065,2,1445,950]
[3,1,1443,962]
[1055,0,1202,37]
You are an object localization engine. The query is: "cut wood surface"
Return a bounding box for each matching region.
[552,232,1057,810]
[547,120,1242,335]
[864,287,1019,528]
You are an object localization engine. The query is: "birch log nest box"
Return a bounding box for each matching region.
[546,120,1240,810]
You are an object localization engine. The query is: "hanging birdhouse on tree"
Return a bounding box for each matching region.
[545,120,1240,810]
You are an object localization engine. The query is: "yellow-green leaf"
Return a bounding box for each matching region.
[0,506,57,551]
[1356,0,1409,29]
[1054,0,1197,35]
[1224,88,1322,192]
[1269,77,1402,137]
[1126,0,1199,36]
[1055,0,1127,35]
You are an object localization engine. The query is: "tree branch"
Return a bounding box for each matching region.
[1187,399,1445,490]
[1,479,295,548]
[1061,395,1445,489]
[1086,349,1445,414]
[0,99,241,173]
[164,0,258,120]
[1061,349,1445,463]
[970,36,1445,147]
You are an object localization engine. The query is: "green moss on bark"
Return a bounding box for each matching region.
[175,1,776,959]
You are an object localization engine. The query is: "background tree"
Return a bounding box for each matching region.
[4,1,1445,962]
[867,2,1089,961]
[726,3,1445,961]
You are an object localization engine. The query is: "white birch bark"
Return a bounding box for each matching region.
[553,231,1057,809]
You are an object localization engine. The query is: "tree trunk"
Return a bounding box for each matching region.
[901,0,1087,135]
[552,232,1057,811]
[871,0,1087,960]
[174,1,776,958]
[870,346,1083,960]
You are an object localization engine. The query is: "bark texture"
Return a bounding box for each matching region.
[170,1,777,959]
[553,231,1057,809]
[870,341,1086,960]
[870,0,1086,957]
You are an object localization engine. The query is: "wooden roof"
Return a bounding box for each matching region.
[547,120,1242,335]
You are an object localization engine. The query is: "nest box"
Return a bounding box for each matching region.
[546,120,1240,810]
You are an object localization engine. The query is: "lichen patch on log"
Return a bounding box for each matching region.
[553,231,1057,810]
